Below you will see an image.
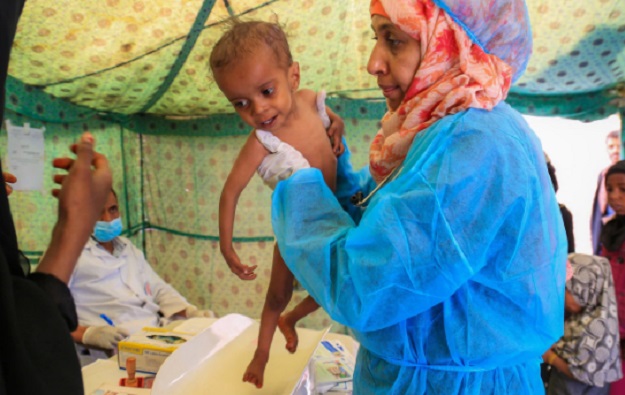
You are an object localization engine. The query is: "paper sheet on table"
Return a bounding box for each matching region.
[5,120,45,191]
[170,317,218,334]
[152,313,329,395]
[89,384,151,395]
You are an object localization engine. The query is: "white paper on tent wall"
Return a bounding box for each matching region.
[5,120,45,191]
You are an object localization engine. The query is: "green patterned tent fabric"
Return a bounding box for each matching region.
[3,0,624,327]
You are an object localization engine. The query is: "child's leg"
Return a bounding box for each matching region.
[243,244,294,388]
[278,295,319,353]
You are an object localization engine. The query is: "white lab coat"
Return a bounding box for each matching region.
[68,237,191,334]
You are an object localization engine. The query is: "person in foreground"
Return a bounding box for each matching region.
[69,189,214,353]
[210,20,344,388]
[0,133,113,394]
[1,0,112,392]
[271,0,567,393]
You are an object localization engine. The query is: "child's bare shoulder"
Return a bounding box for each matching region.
[237,129,270,160]
[295,89,319,108]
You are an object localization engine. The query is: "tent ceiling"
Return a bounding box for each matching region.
[7,0,625,117]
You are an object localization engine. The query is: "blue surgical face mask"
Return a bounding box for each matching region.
[93,217,123,243]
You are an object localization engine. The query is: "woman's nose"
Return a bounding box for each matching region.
[367,44,386,76]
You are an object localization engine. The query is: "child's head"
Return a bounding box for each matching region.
[209,20,300,132]
[606,160,625,216]
[209,20,293,71]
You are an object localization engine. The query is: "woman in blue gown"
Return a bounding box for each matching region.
[272,0,567,393]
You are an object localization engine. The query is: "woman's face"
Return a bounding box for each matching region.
[606,173,625,216]
[368,15,421,112]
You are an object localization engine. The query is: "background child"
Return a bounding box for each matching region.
[542,253,621,394]
[600,159,625,394]
[210,20,344,388]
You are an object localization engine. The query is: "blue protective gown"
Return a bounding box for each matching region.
[272,102,566,394]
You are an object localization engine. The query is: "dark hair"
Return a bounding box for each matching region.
[606,159,625,182]
[544,153,558,192]
[546,161,558,192]
[209,19,293,72]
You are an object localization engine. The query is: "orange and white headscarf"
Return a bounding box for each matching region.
[369,0,513,183]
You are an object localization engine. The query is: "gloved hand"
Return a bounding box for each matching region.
[185,305,216,318]
[82,325,129,349]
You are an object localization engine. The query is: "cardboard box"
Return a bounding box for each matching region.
[118,327,195,374]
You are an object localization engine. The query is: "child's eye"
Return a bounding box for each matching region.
[262,87,274,96]
[232,99,249,108]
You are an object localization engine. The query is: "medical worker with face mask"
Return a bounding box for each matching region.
[68,190,214,355]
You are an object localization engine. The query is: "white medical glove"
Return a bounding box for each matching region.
[185,305,216,318]
[82,326,129,349]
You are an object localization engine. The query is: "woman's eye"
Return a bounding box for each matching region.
[385,33,401,47]
[262,88,274,96]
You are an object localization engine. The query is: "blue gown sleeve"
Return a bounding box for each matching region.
[272,107,565,333]
[333,138,375,223]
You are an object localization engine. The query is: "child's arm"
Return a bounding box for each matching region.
[325,106,345,156]
[219,133,268,280]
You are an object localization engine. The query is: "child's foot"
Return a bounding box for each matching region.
[278,315,299,353]
[242,356,267,388]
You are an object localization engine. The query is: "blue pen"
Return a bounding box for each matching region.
[100,313,115,327]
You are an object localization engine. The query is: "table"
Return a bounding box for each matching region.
[82,327,358,395]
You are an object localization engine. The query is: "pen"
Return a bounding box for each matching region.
[100,313,115,327]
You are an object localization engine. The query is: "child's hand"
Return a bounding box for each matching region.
[223,250,258,280]
[327,111,345,156]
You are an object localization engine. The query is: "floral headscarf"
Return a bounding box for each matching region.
[369,0,516,183]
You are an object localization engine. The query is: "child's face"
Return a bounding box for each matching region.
[213,45,299,132]
[606,173,625,216]
[368,15,421,112]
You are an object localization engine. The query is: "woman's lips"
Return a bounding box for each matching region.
[379,85,398,97]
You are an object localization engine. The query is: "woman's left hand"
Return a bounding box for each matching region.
[3,171,16,196]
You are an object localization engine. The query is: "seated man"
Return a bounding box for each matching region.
[69,189,214,355]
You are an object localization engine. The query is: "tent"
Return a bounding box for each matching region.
[3,0,624,327]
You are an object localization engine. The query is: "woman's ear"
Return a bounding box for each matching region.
[289,62,301,91]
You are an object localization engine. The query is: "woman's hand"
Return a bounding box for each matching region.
[326,108,345,156]
[37,132,112,283]
[3,171,16,196]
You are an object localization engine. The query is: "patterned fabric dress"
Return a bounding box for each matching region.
[549,253,622,394]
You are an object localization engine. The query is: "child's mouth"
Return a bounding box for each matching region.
[260,116,276,128]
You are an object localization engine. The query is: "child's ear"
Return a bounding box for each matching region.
[289,62,300,91]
